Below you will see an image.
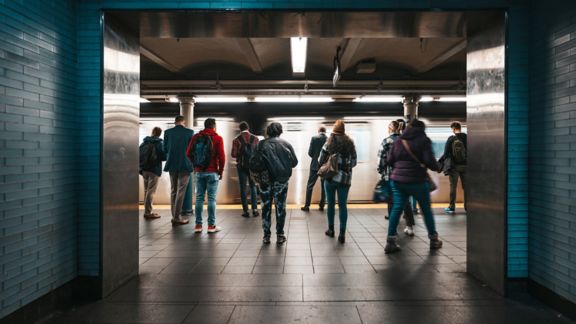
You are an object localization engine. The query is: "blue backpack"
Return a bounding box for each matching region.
[190,134,213,170]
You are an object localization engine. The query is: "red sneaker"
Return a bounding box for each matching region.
[207,225,222,233]
[194,224,202,233]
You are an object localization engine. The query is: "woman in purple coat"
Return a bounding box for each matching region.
[385,119,443,253]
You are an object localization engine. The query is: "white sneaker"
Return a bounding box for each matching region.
[404,226,414,236]
[207,225,222,233]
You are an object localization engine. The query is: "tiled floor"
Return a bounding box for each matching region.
[49,208,572,324]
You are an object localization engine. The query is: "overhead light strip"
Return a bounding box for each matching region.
[254,96,333,103]
[290,37,307,74]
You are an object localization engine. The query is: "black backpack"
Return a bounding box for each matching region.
[249,145,271,184]
[190,134,213,170]
[139,141,159,171]
[451,136,467,164]
[237,135,256,171]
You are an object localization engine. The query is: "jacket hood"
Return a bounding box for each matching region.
[199,128,218,136]
[143,136,162,143]
[400,127,426,140]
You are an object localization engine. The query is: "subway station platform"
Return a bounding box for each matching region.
[48,208,569,324]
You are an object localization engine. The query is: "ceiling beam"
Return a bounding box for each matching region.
[140,46,180,73]
[339,39,363,72]
[415,40,467,74]
[235,39,263,73]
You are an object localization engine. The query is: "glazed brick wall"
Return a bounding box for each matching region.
[0,0,77,318]
[529,2,576,304]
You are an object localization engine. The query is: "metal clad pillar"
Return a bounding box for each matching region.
[101,14,140,296]
[466,12,507,295]
[179,96,194,216]
[403,95,420,121]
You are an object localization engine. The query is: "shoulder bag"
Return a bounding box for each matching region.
[400,139,438,192]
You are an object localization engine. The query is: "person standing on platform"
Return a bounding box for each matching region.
[163,116,194,226]
[231,121,260,218]
[439,121,467,214]
[301,126,328,212]
[187,118,225,233]
[139,127,166,219]
[251,122,298,245]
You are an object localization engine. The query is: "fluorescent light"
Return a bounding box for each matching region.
[353,96,403,103]
[254,96,333,103]
[194,96,248,103]
[139,98,150,103]
[420,96,467,102]
[168,97,179,103]
[290,37,307,74]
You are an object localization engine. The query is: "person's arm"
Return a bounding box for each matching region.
[163,132,169,157]
[231,137,239,159]
[186,135,196,161]
[423,138,441,172]
[158,140,166,161]
[377,138,391,174]
[387,141,397,167]
[318,143,328,165]
[288,143,298,168]
[307,137,315,158]
[350,146,358,169]
[442,135,454,159]
[217,136,225,178]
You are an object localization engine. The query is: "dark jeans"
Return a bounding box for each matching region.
[304,168,325,208]
[260,181,289,236]
[388,180,438,237]
[324,180,350,232]
[238,167,258,212]
[387,199,415,226]
[449,164,467,210]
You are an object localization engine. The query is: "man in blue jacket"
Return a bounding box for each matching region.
[163,115,194,226]
[301,126,327,212]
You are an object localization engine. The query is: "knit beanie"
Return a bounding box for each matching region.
[332,119,345,134]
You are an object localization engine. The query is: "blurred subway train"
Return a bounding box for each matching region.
[139,101,466,206]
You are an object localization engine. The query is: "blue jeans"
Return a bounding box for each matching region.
[238,167,258,212]
[324,180,350,232]
[260,181,288,236]
[195,172,219,225]
[388,180,437,237]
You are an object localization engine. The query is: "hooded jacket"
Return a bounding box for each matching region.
[187,128,225,175]
[387,126,440,183]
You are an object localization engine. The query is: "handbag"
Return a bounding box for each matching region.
[373,176,391,202]
[317,153,339,179]
[400,140,438,192]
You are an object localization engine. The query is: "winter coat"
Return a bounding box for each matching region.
[187,128,226,175]
[163,125,194,173]
[387,127,440,183]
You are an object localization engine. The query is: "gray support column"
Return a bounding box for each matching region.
[403,95,420,122]
[179,96,195,216]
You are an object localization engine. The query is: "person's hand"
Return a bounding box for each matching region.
[218,173,223,180]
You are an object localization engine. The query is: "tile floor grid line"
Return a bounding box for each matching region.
[225,304,237,324]
[179,303,198,324]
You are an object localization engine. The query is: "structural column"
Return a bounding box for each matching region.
[179,96,194,216]
[403,95,420,122]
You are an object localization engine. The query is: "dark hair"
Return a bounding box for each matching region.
[396,118,406,132]
[266,122,283,137]
[175,115,185,123]
[151,127,162,137]
[319,126,326,133]
[239,121,249,131]
[204,118,216,129]
[409,119,426,130]
[450,121,462,130]
[389,120,399,131]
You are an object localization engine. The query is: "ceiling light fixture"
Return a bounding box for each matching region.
[139,98,150,103]
[254,96,333,103]
[353,96,403,103]
[290,37,308,74]
[193,96,248,103]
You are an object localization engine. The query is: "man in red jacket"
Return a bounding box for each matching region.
[186,118,225,233]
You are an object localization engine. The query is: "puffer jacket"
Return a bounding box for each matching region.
[387,127,440,183]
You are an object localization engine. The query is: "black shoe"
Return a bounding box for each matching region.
[241,212,250,218]
[385,215,389,220]
[325,228,335,237]
[277,235,287,245]
[338,232,345,244]
[384,237,401,254]
[300,206,310,212]
[263,236,271,244]
[319,205,324,211]
[252,210,259,217]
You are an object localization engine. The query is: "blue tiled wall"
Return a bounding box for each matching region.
[529,3,576,305]
[0,0,77,318]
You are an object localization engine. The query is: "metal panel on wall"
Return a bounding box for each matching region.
[466,12,507,295]
[102,15,140,296]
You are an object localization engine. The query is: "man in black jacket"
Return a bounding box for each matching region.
[439,121,467,214]
[256,122,298,245]
[301,127,327,212]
